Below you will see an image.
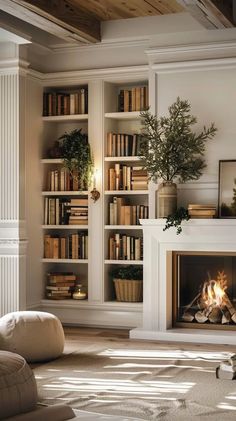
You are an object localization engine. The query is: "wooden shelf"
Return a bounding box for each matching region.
[105,111,141,120]
[104,190,148,195]
[105,225,142,229]
[42,225,88,229]
[42,114,88,122]
[104,260,143,265]
[104,156,141,162]
[42,258,88,263]
[42,191,88,196]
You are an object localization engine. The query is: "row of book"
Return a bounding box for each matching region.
[188,204,216,218]
[106,133,143,157]
[46,169,85,192]
[43,88,88,116]
[118,86,148,112]
[46,272,77,300]
[108,164,148,191]
[44,232,88,259]
[44,198,88,226]
[109,197,148,225]
[109,234,143,261]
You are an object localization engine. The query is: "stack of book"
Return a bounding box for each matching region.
[44,197,88,226]
[109,234,143,261]
[188,204,216,218]
[67,198,88,225]
[44,232,88,259]
[216,355,236,380]
[131,166,148,190]
[43,88,88,116]
[118,86,148,112]
[109,197,148,225]
[106,132,143,157]
[108,164,148,191]
[46,272,77,300]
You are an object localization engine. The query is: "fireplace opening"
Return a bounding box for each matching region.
[172,252,236,330]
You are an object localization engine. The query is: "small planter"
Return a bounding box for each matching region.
[113,278,143,302]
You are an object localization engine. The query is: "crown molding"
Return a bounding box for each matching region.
[48,38,149,54]
[151,56,236,73]
[27,64,149,85]
[146,40,236,65]
[0,58,30,75]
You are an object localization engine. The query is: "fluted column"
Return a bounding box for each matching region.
[0,44,28,316]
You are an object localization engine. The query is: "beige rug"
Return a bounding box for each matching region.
[34,341,236,420]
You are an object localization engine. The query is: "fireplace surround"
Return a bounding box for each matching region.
[130,219,236,344]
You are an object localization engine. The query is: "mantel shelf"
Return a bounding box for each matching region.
[105,111,141,120]
[42,114,88,122]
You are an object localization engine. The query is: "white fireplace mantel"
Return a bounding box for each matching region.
[130,219,236,345]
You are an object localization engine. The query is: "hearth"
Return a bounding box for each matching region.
[172,252,236,330]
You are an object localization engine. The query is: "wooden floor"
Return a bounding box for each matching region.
[63,326,236,352]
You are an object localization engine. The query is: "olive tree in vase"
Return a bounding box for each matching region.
[138,97,217,218]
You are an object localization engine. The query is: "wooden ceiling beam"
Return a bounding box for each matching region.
[0,0,101,43]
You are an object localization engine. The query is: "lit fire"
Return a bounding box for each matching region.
[202,271,227,308]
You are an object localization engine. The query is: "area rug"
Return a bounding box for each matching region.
[34,342,236,420]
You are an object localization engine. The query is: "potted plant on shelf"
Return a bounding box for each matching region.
[58,128,94,190]
[112,265,143,302]
[138,97,217,230]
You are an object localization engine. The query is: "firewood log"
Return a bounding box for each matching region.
[208,307,222,324]
[195,311,208,323]
[222,310,231,324]
[182,311,195,322]
[224,294,236,323]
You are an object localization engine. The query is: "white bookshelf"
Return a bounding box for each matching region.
[103,77,149,305]
[42,225,88,229]
[42,191,88,196]
[42,258,88,263]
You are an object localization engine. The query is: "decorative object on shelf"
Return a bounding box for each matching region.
[58,128,94,190]
[111,266,143,302]
[138,97,217,219]
[72,284,87,300]
[90,169,100,202]
[47,140,62,159]
[218,160,236,218]
[163,207,190,235]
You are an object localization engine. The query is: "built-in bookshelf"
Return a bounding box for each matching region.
[103,78,149,303]
[41,84,89,303]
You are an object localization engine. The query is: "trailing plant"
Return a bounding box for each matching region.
[163,207,190,235]
[58,128,94,190]
[138,97,217,183]
[111,265,143,280]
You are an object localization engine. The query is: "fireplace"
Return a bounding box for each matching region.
[130,219,236,344]
[172,252,236,330]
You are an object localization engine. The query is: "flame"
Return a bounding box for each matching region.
[202,272,227,308]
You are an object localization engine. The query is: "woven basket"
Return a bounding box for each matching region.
[113,278,143,302]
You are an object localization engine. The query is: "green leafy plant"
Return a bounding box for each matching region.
[111,265,143,280]
[138,97,217,183]
[163,207,190,235]
[58,128,94,190]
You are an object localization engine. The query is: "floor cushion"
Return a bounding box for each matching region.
[0,311,65,362]
[0,350,37,419]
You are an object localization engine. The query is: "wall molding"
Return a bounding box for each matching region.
[146,40,236,66]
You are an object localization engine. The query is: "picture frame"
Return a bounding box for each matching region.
[218,160,236,218]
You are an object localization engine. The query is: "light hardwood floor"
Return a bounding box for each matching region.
[63,326,236,353]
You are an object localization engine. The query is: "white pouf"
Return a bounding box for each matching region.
[0,350,37,419]
[0,311,65,362]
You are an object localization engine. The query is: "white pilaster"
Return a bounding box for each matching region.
[0,43,28,316]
